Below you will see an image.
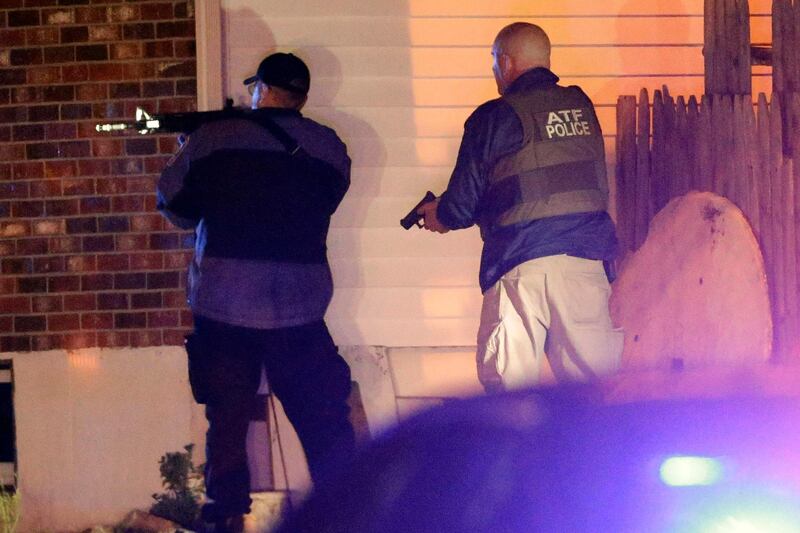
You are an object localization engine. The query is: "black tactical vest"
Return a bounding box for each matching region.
[480,85,608,237]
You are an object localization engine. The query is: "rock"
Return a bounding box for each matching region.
[610,191,772,370]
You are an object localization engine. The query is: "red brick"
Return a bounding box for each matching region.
[26,27,59,46]
[44,160,76,178]
[62,64,88,82]
[123,61,155,80]
[0,278,17,295]
[96,253,129,271]
[110,42,141,60]
[97,330,130,347]
[15,315,46,332]
[144,40,173,58]
[114,311,146,329]
[140,3,174,20]
[48,313,80,332]
[33,219,65,236]
[132,291,161,309]
[28,66,61,84]
[163,329,186,345]
[127,175,156,193]
[80,273,113,291]
[78,158,111,176]
[114,272,145,289]
[89,62,124,81]
[112,195,144,213]
[130,214,162,232]
[1,258,31,274]
[145,155,171,172]
[63,177,94,195]
[107,5,139,22]
[64,293,96,311]
[1,221,30,237]
[13,124,44,142]
[0,29,26,48]
[16,238,48,255]
[44,9,76,25]
[44,45,76,63]
[32,334,64,351]
[50,236,81,253]
[76,83,107,101]
[46,123,77,140]
[147,309,178,328]
[130,252,162,270]
[111,157,143,175]
[11,200,44,218]
[45,199,79,217]
[1,336,31,352]
[66,255,97,272]
[33,256,65,274]
[48,275,79,292]
[89,25,121,42]
[0,316,10,334]
[76,7,106,25]
[80,196,110,214]
[96,177,126,194]
[14,161,45,179]
[165,251,191,269]
[12,87,40,105]
[29,179,62,198]
[162,290,186,308]
[91,138,123,157]
[57,208,92,235]
[31,295,62,313]
[97,215,129,232]
[97,292,128,310]
[82,234,114,252]
[0,296,31,314]
[63,332,96,349]
[130,329,161,347]
[81,311,112,329]
[180,309,192,326]
[116,234,148,251]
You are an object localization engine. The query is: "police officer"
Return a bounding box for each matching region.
[418,23,623,391]
[158,52,355,532]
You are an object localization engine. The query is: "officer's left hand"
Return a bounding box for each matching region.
[417,199,450,234]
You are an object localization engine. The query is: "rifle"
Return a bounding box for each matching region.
[95,98,246,135]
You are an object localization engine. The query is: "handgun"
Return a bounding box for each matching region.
[400,191,436,229]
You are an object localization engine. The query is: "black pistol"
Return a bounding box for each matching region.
[400,191,436,229]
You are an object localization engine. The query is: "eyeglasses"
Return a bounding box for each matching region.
[247,81,260,96]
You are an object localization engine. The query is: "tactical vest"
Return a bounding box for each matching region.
[480,85,608,237]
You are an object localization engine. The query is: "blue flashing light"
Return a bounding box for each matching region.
[659,456,724,487]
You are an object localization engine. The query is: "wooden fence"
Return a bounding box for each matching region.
[615,90,800,360]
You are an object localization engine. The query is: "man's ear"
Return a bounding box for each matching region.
[498,53,514,84]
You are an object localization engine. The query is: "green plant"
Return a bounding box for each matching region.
[149,444,204,528]
[0,479,20,533]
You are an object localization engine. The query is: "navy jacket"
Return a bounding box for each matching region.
[437,68,618,292]
[157,107,351,328]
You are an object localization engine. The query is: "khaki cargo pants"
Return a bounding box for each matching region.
[477,255,623,391]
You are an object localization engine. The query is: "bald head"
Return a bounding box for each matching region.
[491,23,551,94]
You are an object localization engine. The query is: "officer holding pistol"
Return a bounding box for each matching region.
[157,52,355,531]
[417,23,623,392]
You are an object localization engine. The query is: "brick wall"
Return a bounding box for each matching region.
[0,0,197,353]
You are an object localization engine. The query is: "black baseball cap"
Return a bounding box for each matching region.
[243,52,310,95]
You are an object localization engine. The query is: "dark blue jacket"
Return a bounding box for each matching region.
[437,68,618,292]
[157,107,351,328]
